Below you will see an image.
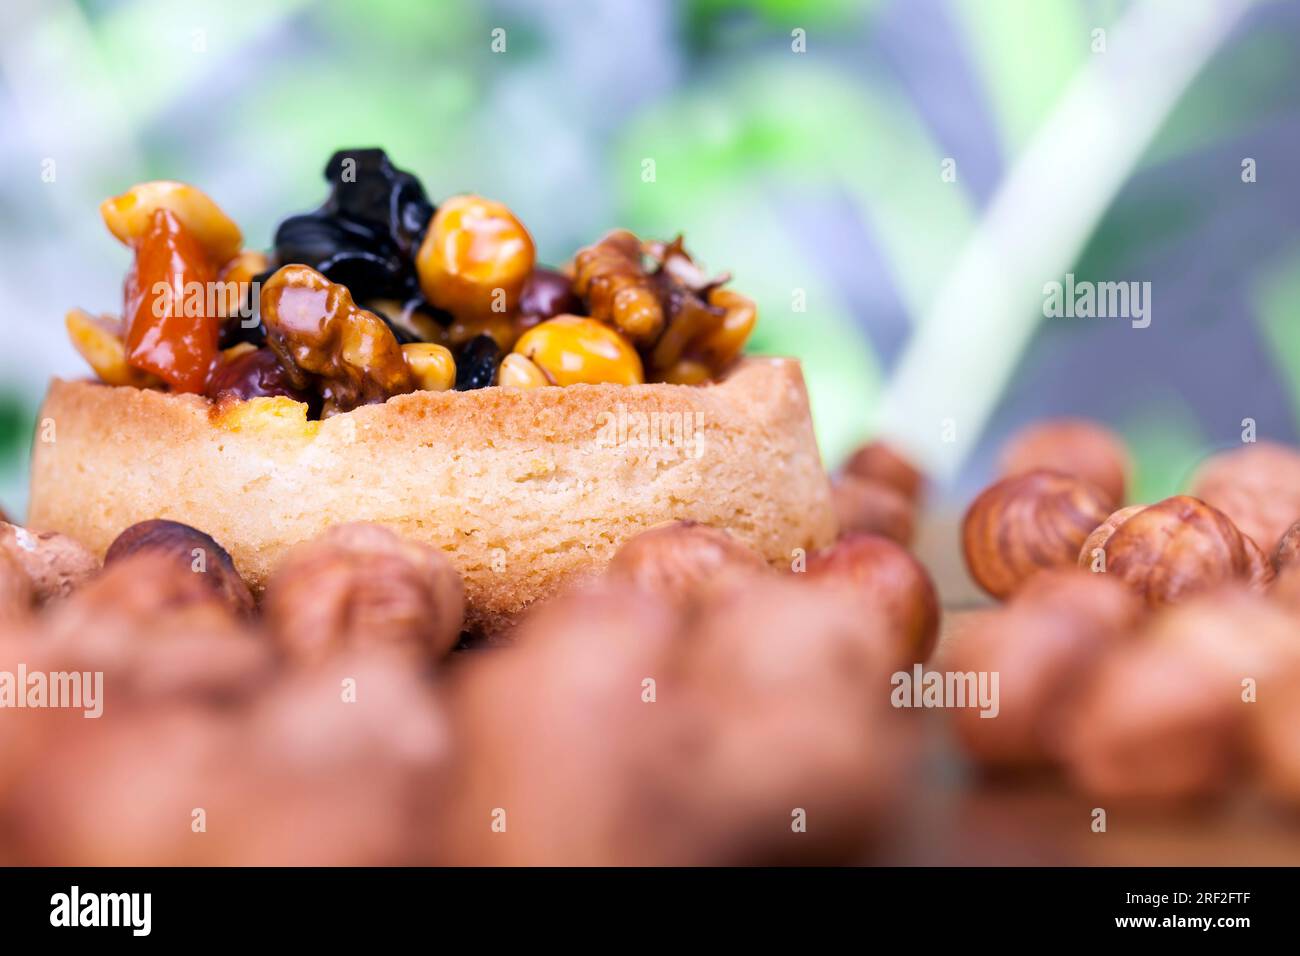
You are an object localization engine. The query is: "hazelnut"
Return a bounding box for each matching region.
[803,532,940,663]
[0,547,34,623]
[943,568,1142,769]
[961,470,1112,600]
[1270,562,1300,616]
[830,474,914,546]
[1251,667,1300,806]
[0,521,98,604]
[1059,639,1244,801]
[1078,496,1273,607]
[1273,519,1300,569]
[1189,441,1300,552]
[842,440,924,502]
[263,522,465,663]
[106,518,254,617]
[999,418,1129,507]
[39,552,271,706]
[605,520,771,606]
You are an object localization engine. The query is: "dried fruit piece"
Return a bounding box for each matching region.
[518,267,580,327]
[100,180,243,263]
[260,264,413,416]
[513,315,644,386]
[206,346,311,404]
[453,334,501,390]
[416,195,535,320]
[123,208,220,393]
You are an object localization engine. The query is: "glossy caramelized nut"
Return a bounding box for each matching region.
[401,343,456,392]
[100,180,243,263]
[961,470,1112,600]
[999,418,1130,508]
[695,287,757,373]
[496,352,549,389]
[1079,496,1274,607]
[513,315,644,386]
[416,194,535,320]
[123,208,219,393]
[64,309,159,387]
[571,229,664,345]
[261,264,413,416]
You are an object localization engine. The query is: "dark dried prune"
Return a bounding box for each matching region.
[519,267,580,325]
[323,149,435,259]
[206,347,311,404]
[454,334,501,391]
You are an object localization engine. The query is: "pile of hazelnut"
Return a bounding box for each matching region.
[950,420,1300,806]
[0,501,938,865]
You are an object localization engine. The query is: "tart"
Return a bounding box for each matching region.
[31,149,834,632]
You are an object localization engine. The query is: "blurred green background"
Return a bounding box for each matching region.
[1,0,1297,516]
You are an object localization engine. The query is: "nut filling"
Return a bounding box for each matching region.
[68,149,759,417]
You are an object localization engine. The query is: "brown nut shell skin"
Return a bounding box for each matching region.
[0,522,98,604]
[999,418,1129,508]
[1080,496,1274,607]
[1273,519,1300,569]
[830,474,914,546]
[803,532,940,663]
[961,470,1112,600]
[106,518,254,617]
[943,568,1142,769]
[842,440,924,502]
[606,520,771,605]
[0,548,34,623]
[263,522,465,663]
[1189,441,1300,553]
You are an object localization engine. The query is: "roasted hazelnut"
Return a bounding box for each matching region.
[1270,562,1300,616]
[1273,519,1300,569]
[416,194,535,320]
[1059,639,1244,801]
[803,532,940,663]
[263,523,465,663]
[605,520,772,606]
[512,315,644,386]
[106,519,254,617]
[0,547,34,622]
[943,568,1142,769]
[1078,496,1273,607]
[1189,441,1300,552]
[1251,666,1300,806]
[961,470,1112,600]
[999,418,1129,508]
[0,522,98,604]
[842,440,924,502]
[830,473,914,546]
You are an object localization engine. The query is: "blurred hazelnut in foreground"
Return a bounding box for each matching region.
[842,440,925,503]
[1190,441,1300,553]
[943,569,1142,769]
[961,470,1112,600]
[803,532,939,663]
[999,418,1129,508]
[0,548,33,622]
[0,521,98,604]
[263,522,465,663]
[605,520,771,606]
[1079,496,1273,607]
[106,518,254,617]
[830,474,914,546]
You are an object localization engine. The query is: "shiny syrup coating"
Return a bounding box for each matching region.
[123,208,219,393]
[260,264,413,416]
